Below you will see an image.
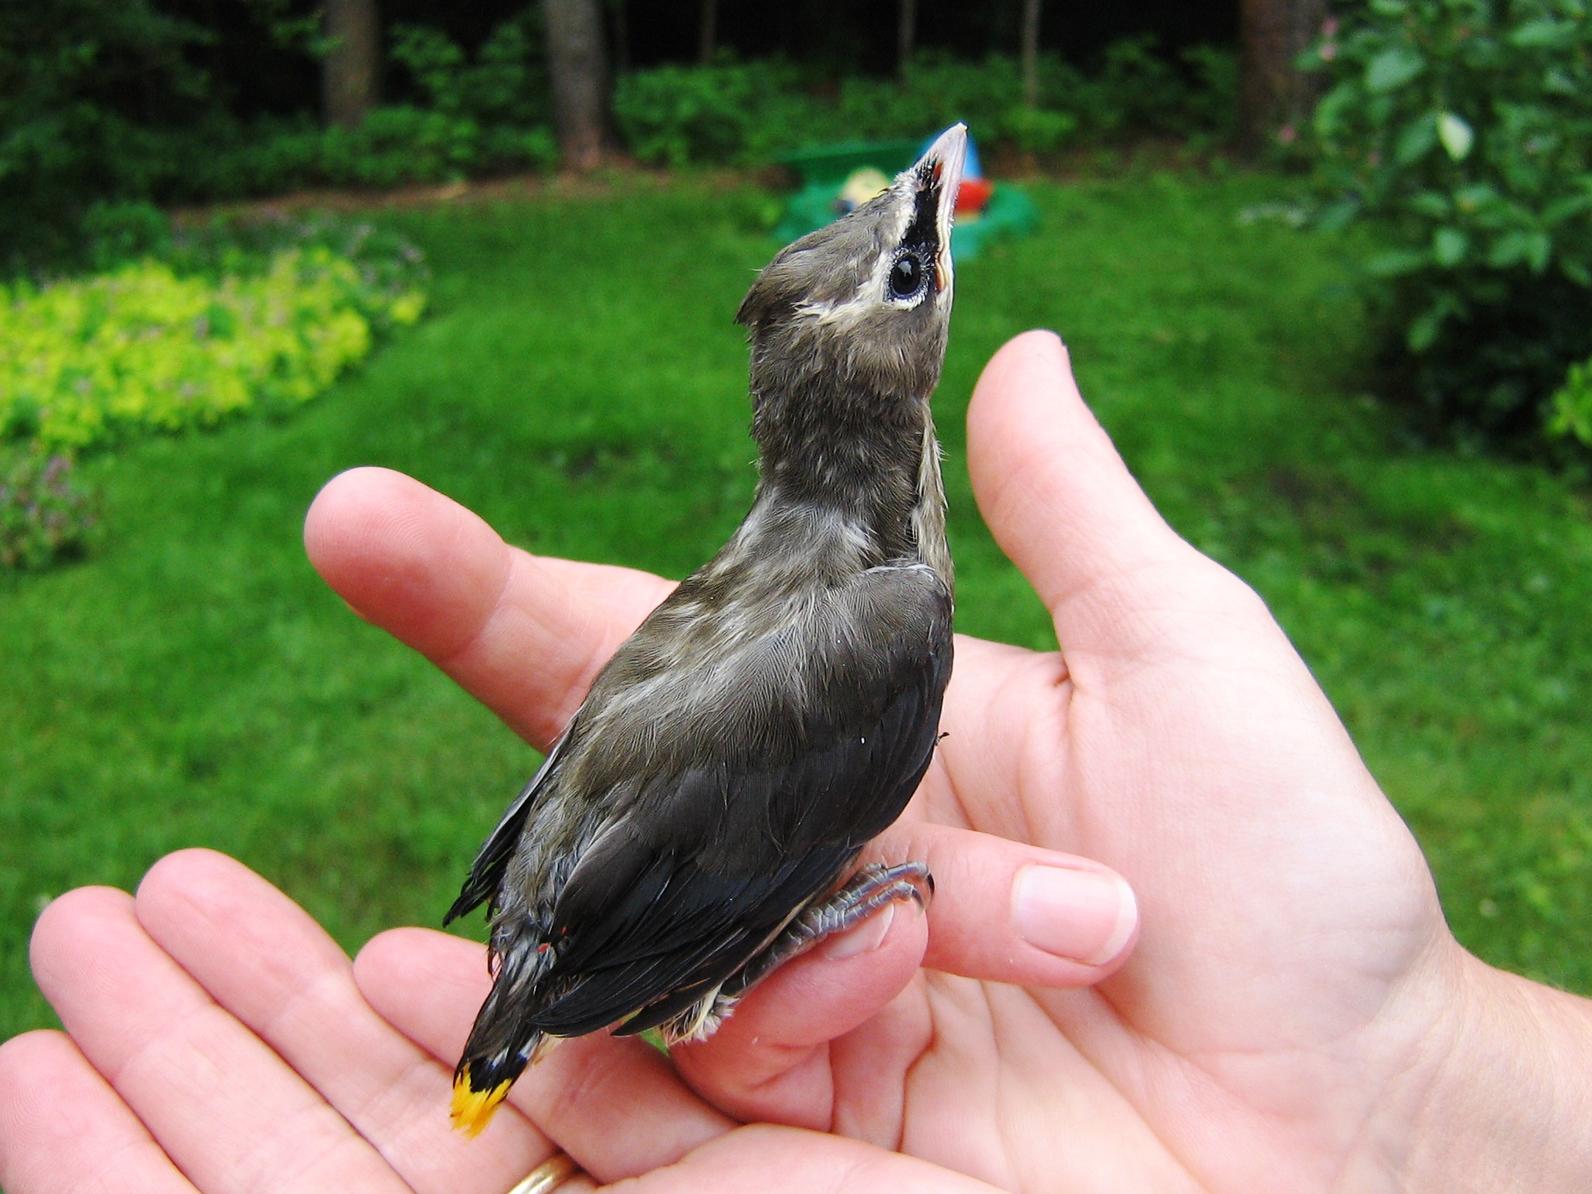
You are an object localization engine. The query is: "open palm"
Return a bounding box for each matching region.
[1,333,1464,1193]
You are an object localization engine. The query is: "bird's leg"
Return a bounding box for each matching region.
[659,863,934,1045]
[727,861,934,997]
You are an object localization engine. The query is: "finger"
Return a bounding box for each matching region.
[0,1030,197,1194]
[669,825,1136,1130]
[133,849,551,1194]
[626,1125,1005,1193]
[353,926,735,1183]
[303,466,673,748]
[884,822,1138,981]
[966,331,1196,655]
[669,885,931,1131]
[29,886,409,1194]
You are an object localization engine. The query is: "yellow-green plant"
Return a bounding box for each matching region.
[0,246,425,452]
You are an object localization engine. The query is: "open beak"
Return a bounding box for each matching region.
[912,123,967,295]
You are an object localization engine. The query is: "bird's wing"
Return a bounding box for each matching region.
[444,730,574,924]
[525,567,952,1038]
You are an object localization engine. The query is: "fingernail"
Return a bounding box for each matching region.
[823,903,898,960]
[1013,866,1137,966]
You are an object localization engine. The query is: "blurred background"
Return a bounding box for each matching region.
[3,0,1590,1043]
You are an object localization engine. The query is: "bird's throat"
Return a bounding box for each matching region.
[750,378,948,572]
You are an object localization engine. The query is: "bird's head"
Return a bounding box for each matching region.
[737,124,967,411]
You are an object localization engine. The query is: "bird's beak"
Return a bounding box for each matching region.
[913,123,967,295]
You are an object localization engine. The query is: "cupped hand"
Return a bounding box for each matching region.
[310,330,1460,1189]
[0,332,1468,1193]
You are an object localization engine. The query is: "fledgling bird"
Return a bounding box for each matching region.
[446,124,968,1135]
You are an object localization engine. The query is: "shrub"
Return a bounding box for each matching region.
[614,58,805,167]
[80,200,173,270]
[1548,356,1592,449]
[0,238,426,453]
[390,10,549,129]
[613,43,1237,169]
[1304,0,1592,449]
[0,449,98,571]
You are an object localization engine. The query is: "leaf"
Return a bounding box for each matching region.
[1453,184,1500,214]
[1395,114,1438,165]
[1406,191,1451,219]
[1487,230,1530,268]
[1366,48,1423,92]
[1433,227,1469,267]
[1437,112,1474,161]
[1509,20,1572,49]
[1406,304,1446,352]
[1367,249,1427,277]
[1316,197,1361,232]
[1542,194,1592,226]
[1523,231,1552,273]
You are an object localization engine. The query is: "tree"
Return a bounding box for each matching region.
[897,0,917,80]
[697,0,717,65]
[1019,0,1042,108]
[544,0,609,171]
[322,0,380,129]
[1238,0,1325,152]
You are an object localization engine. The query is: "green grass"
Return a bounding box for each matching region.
[4,170,1590,1043]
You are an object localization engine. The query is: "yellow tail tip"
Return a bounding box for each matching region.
[450,1067,513,1138]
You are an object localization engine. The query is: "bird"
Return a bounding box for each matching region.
[446,123,968,1136]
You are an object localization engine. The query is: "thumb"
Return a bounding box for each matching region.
[967,330,1195,657]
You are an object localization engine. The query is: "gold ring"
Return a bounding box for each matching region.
[505,1150,582,1194]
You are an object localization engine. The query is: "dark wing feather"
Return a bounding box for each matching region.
[444,731,573,924]
[526,591,952,1037]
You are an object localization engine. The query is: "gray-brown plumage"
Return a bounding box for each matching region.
[447,124,967,1134]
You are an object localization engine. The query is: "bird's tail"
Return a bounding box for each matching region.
[450,938,556,1137]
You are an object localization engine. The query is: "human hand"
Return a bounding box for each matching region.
[4,333,1587,1192]
[312,331,1590,1190]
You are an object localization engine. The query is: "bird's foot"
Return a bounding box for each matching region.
[731,860,934,996]
[658,862,933,1047]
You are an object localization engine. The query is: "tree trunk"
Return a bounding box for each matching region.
[697,0,717,64]
[1238,0,1327,153]
[544,0,609,171]
[1020,0,1042,108]
[897,0,917,80]
[610,0,630,77]
[322,0,380,130]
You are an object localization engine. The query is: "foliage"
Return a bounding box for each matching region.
[0,0,211,263]
[0,225,426,455]
[1303,0,1592,450]
[0,449,97,570]
[0,6,556,266]
[390,10,549,130]
[613,42,1238,169]
[79,200,174,271]
[1548,356,1592,448]
[612,57,802,168]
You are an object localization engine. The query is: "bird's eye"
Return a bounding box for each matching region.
[888,251,925,301]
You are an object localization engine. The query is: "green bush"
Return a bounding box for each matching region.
[1304,0,1592,449]
[1548,356,1592,448]
[614,58,806,167]
[0,242,425,453]
[0,449,98,571]
[613,43,1235,169]
[390,10,549,129]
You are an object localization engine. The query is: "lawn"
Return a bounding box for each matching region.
[3,170,1590,1043]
